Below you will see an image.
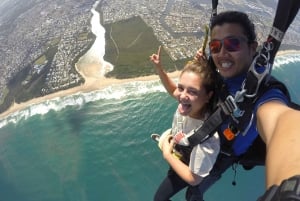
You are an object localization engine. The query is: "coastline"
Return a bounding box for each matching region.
[276,49,300,56]
[0,49,298,120]
[0,61,180,120]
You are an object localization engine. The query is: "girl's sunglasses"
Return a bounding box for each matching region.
[209,36,248,54]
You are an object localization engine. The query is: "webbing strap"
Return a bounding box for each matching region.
[188,107,225,147]
[211,0,218,19]
[187,0,222,147]
[268,0,300,64]
[244,0,299,98]
[187,0,299,147]
[238,0,300,134]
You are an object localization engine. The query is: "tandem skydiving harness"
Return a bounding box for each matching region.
[182,0,300,200]
[187,0,300,152]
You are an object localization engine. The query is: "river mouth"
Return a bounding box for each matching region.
[76,0,113,79]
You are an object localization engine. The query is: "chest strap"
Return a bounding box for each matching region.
[188,0,300,147]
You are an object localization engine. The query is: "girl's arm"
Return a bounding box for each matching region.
[150,46,177,97]
[161,135,203,186]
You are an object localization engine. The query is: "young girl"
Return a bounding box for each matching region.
[149,46,220,201]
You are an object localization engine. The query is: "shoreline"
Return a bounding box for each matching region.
[276,49,300,56]
[0,61,180,120]
[0,49,299,120]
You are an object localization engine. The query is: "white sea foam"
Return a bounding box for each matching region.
[273,52,300,69]
[0,80,169,128]
[1,0,299,129]
[1,52,299,128]
[2,53,300,128]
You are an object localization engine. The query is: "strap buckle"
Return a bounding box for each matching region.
[222,95,245,118]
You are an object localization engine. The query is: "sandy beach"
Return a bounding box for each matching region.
[276,49,300,56]
[0,49,298,120]
[0,61,180,119]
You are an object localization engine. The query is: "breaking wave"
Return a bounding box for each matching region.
[1,51,299,129]
[273,52,300,69]
[0,79,169,128]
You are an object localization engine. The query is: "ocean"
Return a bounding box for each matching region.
[0,53,299,201]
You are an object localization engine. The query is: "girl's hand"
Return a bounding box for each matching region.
[174,132,190,146]
[149,45,162,67]
[161,135,174,158]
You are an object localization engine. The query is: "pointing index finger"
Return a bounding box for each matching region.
[157,45,161,56]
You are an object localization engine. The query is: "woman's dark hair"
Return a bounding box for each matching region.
[211,11,257,42]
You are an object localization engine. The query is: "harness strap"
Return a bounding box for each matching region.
[244,0,300,98]
[187,0,300,148]
[268,0,300,64]
[233,0,300,144]
[188,107,225,147]
[211,0,218,22]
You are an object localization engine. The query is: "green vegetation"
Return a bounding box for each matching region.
[0,87,9,105]
[34,55,47,65]
[0,45,59,113]
[78,32,89,41]
[104,16,186,79]
[0,16,190,113]
[0,31,94,113]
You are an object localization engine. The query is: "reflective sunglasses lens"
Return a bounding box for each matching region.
[224,38,241,52]
[209,40,222,54]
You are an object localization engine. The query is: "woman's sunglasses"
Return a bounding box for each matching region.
[209,36,248,54]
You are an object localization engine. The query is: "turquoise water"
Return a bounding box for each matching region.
[0,53,299,201]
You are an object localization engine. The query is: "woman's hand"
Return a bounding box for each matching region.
[149,45,162,67]
[174,132,189,146]
[161,135,174,159]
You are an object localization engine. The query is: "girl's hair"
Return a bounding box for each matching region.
[211,11,257,42]
[180,59,216,114]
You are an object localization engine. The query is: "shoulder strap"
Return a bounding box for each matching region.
[244,0,300,98]
[187,0,300,147]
